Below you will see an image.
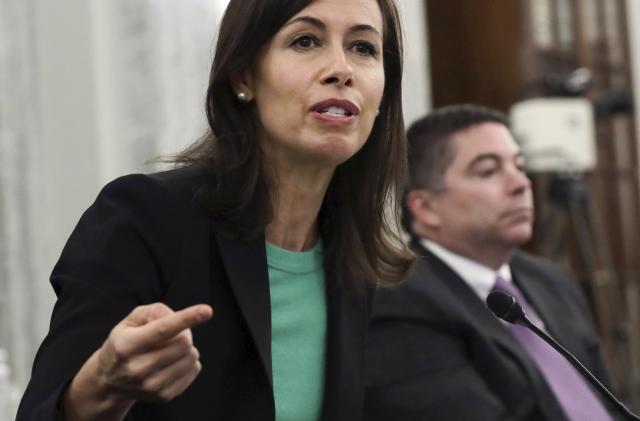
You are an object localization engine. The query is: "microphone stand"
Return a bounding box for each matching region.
[517,315,640,420]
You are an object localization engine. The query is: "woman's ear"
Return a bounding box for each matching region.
[406,189,442,229]
[231,70,255,102]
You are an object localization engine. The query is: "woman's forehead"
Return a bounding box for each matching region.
[285,0,383,32]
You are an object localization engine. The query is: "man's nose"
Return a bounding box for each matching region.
[508,167,531,195]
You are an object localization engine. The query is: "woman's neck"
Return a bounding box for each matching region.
[265,161,334,251]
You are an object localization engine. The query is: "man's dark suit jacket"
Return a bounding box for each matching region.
[364,239,614,421]
[17,165,371,421]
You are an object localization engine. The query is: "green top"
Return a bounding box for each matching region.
[266,240,327,421]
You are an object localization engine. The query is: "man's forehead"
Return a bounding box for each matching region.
[450,123,520,162]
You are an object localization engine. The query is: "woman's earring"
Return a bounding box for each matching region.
[237,92,250,102]
[376,108,380,116]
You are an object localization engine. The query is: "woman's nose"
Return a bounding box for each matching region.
[321,45,353,87]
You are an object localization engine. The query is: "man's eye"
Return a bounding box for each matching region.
[516,163,527,172]
[478,168,497,177]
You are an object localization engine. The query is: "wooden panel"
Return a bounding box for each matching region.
[426,0,527,111]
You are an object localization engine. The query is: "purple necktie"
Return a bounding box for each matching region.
[493,276,611,421]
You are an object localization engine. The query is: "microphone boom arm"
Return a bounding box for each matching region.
[517,317,640,420]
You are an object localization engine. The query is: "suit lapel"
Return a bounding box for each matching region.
[511,262,560,335]
[412,242,567,419]
[413,245,532,366]
[213,227,273,383]
[511,257,586,362]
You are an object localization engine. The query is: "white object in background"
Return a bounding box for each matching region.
[0,348,20,421]
[510,98,597,172]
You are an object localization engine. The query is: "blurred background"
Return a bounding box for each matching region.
[0,0,638,417]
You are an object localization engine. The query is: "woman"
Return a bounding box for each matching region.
[17,0,411,419]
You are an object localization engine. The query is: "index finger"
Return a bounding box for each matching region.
[136,304,213,348]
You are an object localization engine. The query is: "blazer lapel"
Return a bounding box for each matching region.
[320,261,371,421]
[213,227,273,384]
[214,231,369,420]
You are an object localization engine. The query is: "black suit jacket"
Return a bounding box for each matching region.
[18,165,371,421]
[364,239,614,421]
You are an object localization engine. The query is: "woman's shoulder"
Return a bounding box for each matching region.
[105,163,209,195]
[147,162,211,187]
[98,163,211,209]
[76,164,215,236]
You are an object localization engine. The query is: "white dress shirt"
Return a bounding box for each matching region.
[420,238,513,302]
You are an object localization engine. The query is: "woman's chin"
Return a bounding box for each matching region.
[262,133,366,169]
[310,136,366,165]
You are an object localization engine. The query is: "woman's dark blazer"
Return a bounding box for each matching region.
[17,164,372,421]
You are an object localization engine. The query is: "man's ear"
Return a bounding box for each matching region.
[230,69,255,102]
[407,189,442,228]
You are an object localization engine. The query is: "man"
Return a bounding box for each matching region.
[364,104,616,420]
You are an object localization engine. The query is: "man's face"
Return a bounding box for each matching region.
[428,122,534,253]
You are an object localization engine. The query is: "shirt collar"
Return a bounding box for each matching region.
[420,238,512,301]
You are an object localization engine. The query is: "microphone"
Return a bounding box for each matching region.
[486,290,640,420]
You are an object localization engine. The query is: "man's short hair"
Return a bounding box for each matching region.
[402,104,510,232]
[407,104,510,192]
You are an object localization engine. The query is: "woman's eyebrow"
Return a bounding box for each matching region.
[350,24,381,37]
[284,16,381,36]
[284,16,326,30]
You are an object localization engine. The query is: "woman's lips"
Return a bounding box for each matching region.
[310,98,360,116]
[310,99,359,125]
[312,111,356,125]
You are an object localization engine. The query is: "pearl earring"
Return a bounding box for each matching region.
[237,92,250,102]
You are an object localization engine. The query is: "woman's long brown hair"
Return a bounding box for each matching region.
[174,0,413,288]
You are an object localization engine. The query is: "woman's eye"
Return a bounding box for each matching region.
[291,34,318,49]
[352,41,378,57]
